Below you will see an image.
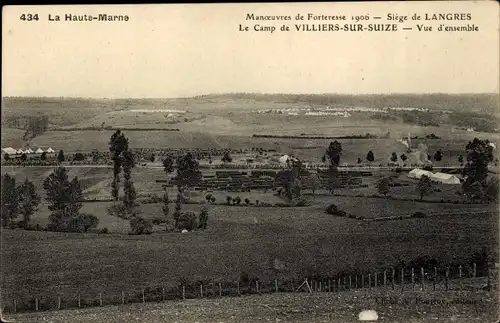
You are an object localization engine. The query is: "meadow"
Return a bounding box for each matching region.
[6,287,498,323]
[1,202,497,310]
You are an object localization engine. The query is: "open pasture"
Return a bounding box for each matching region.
[6,288,498,323]
[1,204,498,310]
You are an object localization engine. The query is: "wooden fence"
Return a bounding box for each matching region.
[3,262,497,314]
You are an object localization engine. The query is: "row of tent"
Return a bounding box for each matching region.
[2,147,56,155]
[407,168,461,185]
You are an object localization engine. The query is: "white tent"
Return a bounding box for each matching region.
[279,155,290,164]
[46,147,55,153]
[429,172,461,185]
[17,149,25,154]
[278,154,298,165]
[408,169,433,180]
[25,148,34,154]
[35,148,44,154]
[2,147,17,155]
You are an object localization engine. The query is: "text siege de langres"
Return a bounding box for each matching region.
[241,12,478,33]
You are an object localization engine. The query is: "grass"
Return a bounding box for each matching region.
[1,203,498,310]
[4,285,498,323]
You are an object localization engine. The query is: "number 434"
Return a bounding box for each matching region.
[20,14,40,21]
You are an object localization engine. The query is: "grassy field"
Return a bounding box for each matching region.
[1,201,498,308]
[4,283,498,322]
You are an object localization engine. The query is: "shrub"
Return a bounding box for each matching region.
[234,196,242,205]
[411,212,427,218]
[244,198,250,205]
[178,212,198,231]
[210,196,216,203]
[325,204,338,215]
[152,216,166,225]
[66,213,100,233]
[294,198,311,207]
[274,202,289,207]
[100,227,109,234]
[130,216,153,235]
[226,196,232,205]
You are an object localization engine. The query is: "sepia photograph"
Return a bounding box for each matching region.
[1,2,499,322]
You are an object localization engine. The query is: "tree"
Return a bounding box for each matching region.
[458,155,464,165]
[462,138,494,192]
[198,205,209,230]
[173,187,183,227]
[324,141,342,166]
[376,177,390,197]
[434,150,443,162]
[21,153,28,162]
[1,174,19,227]
[416,175,433,201]
[122,149,137,215]
[390,152,398,163]
[310,173,321,196]
[163,156,174,175]
[400,154,408,162]
[57,150,65,163]
[109,130,129,201]
[226,196,232,205]
[150,153,155,163]
[18,178,41,229]
[40,151,47,161]
[366,151,375,162]
[176,152,202,190]
[162,189,169,219]
[234,196,242,205]
[4,153,10,161]
[43,167,83,231]
[221,151,233,163]
[357,157,362,164]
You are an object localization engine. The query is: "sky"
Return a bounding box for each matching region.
[2,2,499,98]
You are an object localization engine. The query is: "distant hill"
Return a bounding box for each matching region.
[193,93,500,115]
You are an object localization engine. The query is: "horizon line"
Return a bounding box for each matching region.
[2,92,499,101]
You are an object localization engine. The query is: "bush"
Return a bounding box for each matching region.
[411,212,427,218]
[177,212,198,231]
[294,198,311,207]
[100,227,109,234]
[274,202,289,207]
[152,216,166,225]
[244,198,250,205]
[325,204,338,215]
[234,196,242,205]
[130,216,153,235]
